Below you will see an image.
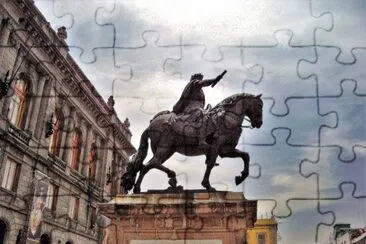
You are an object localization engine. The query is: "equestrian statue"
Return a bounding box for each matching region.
[121,70,263,193]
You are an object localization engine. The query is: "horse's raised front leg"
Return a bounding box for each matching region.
[201,150,219,191]
[219,149,250,185]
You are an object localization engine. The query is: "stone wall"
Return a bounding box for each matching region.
[100,191,257,244]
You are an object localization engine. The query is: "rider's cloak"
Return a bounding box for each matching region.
[172,79,205,114]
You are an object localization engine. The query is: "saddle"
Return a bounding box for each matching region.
[170,104,213,138]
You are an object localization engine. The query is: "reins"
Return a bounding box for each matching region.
[241,118,254,129]
[212,94,260,130]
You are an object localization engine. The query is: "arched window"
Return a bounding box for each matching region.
[0,220,7,244]
[70,130,82,170]
[40,234,50,244]
[7,78,29,128]
[49,110,63,157]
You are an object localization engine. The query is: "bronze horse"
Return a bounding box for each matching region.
[122,93,263,193]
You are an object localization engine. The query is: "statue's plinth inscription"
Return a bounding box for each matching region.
[99,191,257,244]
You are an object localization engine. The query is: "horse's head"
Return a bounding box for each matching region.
[245,94,263,128]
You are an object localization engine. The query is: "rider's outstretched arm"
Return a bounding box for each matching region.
[198,78,217,87]
[196,70,227,87]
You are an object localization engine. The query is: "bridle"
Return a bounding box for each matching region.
[241,117,254,129]
[219,96,262,129]
[241,99,262,129]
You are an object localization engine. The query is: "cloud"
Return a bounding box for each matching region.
[272,174,295,186]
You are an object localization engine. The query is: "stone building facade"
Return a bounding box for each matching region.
[0,0,135,243]
[330,224,366,244]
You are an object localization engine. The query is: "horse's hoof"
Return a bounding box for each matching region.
[202,181,216,192]
[207,187,216,192]
[133,186,141,194]
[235,176,244,185]
[168,177,177,187]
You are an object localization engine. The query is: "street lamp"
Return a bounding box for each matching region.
[45,113,55,138]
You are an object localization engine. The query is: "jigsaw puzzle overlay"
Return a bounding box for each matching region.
[0,0,365,243]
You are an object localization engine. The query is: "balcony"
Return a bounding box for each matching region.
[7,123,31,145]
[52,155,67,171]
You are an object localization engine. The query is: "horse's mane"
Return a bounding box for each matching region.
[210,93,256,113]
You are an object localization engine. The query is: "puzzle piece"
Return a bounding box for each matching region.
[317,182,366,244]
[111,31,181,115]
[277,199,334,244]
[298,46,366,96]
[242,97,336,146]
[301,147,366,197]
[242,30,318,115]
[164,41,263,98]
[319,80,366,161]
[312,0,366,63]
[242,128,319,216]
[97,0,329,60]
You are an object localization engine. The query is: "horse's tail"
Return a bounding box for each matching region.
[132,129,149,166]
[121,130,149,193]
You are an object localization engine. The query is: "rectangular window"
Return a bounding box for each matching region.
[45,184,59,211]
[1,159,21,192]
[258,233,266,244]
[68,196,79,220]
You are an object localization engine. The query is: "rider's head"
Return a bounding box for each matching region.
[191,73,204,81]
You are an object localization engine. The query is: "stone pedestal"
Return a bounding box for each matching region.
[99,190,257,244]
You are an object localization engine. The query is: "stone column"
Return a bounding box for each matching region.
[0,18,10,62]
[62,106,75,163]
[98,139,107,187]
[35,76,52,140]
[76,116,86,173]
[103,140,114,197]
[81,124,92,177]
[55,95,66,158]
[28,75,47,137]
[0,18,10,113]
[95,137,102,185]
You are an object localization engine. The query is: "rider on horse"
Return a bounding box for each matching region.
[172,71,227,148]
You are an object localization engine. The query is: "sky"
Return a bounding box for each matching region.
[34,0,366,243]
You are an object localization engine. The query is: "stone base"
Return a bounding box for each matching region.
[99,190,257,244]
